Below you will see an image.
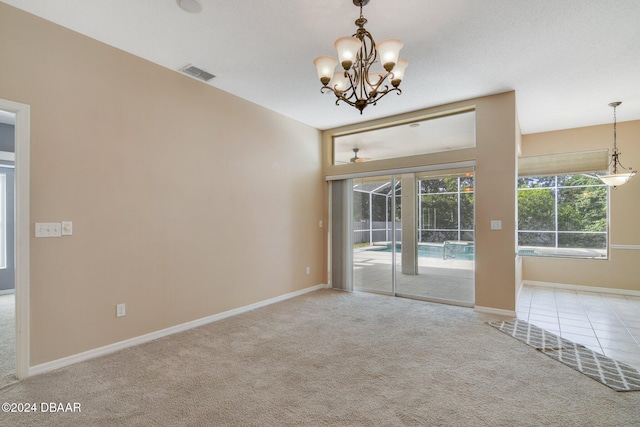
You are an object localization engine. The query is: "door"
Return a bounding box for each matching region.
[352,176,396,294]
[395,169,475,305]
[346,168,475,306]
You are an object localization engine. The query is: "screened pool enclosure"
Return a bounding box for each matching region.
[353,172,475,260]
[332,168,476,306]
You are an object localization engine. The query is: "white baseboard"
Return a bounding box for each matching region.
[474,306,516,317]
[29,284,329,377]
[523,281,640,297]
[0,289,15,296]
[515,285,523,312]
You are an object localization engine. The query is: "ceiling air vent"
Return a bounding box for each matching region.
[180,65,215,82]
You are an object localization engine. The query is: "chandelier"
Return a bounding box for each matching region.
[597,102,637,188]
[313,0,408,114]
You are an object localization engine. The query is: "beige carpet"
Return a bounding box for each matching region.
[1,289,638,426]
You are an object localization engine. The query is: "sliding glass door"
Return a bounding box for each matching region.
[395,170,475,305]
[352,176,396,294]
[347,168,475,306]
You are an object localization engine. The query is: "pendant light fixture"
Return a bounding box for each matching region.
[597,102,637,188]
[313,0,408,114]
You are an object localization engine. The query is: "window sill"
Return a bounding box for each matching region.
[518,247,607,260]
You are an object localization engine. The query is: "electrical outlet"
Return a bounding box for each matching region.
[116,303,126,318]
[306,267,310,275]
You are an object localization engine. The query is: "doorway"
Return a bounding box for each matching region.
[0,99,30,381]
[347,167,475,306]
[0,111,16,381]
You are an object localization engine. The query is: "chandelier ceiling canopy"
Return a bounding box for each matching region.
[313,0,408,114]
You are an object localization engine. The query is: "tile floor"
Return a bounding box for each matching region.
[517,285,640,370]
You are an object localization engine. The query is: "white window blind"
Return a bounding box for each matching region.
[518,149,608,177]
[416,166,475,180]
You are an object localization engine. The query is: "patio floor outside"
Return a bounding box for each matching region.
[353,244,474,305]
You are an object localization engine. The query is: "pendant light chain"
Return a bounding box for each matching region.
[612,102,619,174]
[597,101,636,187]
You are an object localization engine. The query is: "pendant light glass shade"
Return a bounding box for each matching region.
[313,56,339,85]
[376,39,403,71]
[334,37,362,70]
[390,59,408,86]
[329,72,349,92]
[597,172,636,187]
[365,72,386,92]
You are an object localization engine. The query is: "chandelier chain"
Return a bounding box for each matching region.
[612,103,619,173]
[613,103,617,150]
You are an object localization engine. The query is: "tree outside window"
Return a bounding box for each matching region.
[419,177,474,244]
[518,174,607,258]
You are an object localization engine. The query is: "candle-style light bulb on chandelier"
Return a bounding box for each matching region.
[313,0,408,114]
[596,102,637,188]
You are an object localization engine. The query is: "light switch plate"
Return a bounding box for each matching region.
[35,222,62,237]
[490,220,502,230]
[116,303,126,317]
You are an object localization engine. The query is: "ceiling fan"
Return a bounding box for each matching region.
[350,148,371,163]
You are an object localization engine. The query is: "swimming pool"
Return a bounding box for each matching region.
[366,242,475,260]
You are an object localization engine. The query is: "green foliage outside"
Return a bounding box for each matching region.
[518,175,607,249]
[353,176,475,245]
[420,177,474,243]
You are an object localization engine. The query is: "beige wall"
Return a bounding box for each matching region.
[0,4,324,365]
[521,121,640,291]
[322,92,519,312]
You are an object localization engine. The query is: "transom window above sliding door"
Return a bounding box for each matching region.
[332,110,476,165]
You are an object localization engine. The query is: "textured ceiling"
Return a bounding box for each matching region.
[2,0,640,134]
